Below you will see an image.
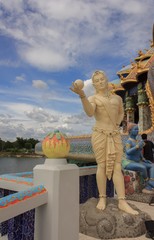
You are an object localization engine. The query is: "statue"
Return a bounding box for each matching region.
[122,122,154,194]
[70,70,138,215]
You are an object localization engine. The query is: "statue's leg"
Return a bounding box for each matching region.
[113,162,138,215]
[96,162,107,210]
[141,162,154,192]
[125,162,148,179]
[141,161,152,177]
[148,164,154,189]
[149,163,154,177]
[91,130,107,210]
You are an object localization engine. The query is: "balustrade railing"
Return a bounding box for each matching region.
[0,165,113,240]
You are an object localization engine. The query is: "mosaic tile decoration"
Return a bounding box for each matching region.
[10,172,33,178]
[0,189,15,237]
[0,185,46,208]
[0,189,35,240]
[123,170,144,195]
[0,173,34,186]
[68,133,154,156]
[69,136,93,155]
[7,209,35,240]
[68,134,130,161]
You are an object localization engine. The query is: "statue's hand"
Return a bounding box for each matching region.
[143,159,152,164]
[70,82,85,98]
[138,140,145,148]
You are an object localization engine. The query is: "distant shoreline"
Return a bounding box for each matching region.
[0,152,44,158]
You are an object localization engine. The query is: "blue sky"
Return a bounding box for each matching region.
[0,0,154,141]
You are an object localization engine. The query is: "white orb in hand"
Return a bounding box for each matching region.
[74,79,84,89]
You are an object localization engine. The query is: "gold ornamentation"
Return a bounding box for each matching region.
[144,81,154,134]
[118,197,126,200]
[125,143,131,149]
[99,195,107,198]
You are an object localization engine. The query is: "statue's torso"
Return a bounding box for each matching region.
[93,95,120,131]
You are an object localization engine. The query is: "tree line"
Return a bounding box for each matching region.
[0,137,39,153]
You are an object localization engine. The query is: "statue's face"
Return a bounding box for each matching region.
[130,125,139,136]
[92,73,108,91]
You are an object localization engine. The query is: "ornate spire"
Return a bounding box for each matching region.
[151,24,154,47]
[138,50,144,56]
[153,23,154,45]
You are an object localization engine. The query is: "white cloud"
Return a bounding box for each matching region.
[15,74,26,82]
[0,98,94,141]
[19,44,77,71]
[0,59,19,67]
[32,80,48,89]
[0,0,24,14]
[25,107,59,123]
[62,111,94,126]
[0,0,153,71]
[83,79,95,97]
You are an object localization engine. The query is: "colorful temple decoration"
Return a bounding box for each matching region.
[112,25,154,135]
[0,172,33,186]
[42,130,70,158]
[0,185,46,208]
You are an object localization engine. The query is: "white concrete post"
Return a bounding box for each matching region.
[33,158,79,240]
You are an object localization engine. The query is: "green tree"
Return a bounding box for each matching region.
[4,141,13,150]
[25,142,32,151]
[27,138,39,148]
[16,137,26,149]
[0,138,5,151]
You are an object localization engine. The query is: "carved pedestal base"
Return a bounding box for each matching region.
[80,197,151,239]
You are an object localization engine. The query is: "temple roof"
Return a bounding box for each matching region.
[115,25,154,134]
[118,23,154,88]
[109,79,125,96]
[118,44,154,88]
[117,64,131,77]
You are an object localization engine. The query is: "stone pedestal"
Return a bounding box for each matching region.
[80,198,151,239]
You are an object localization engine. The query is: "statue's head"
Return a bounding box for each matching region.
[91,70,108,92]
[127,122,139,136]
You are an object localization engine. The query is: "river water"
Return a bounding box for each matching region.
[0,157,45,175]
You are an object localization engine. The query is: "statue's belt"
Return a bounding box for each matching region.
[92,127,120,136]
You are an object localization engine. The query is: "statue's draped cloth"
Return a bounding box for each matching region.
[92,128,123,180]
[91,97,123,180]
